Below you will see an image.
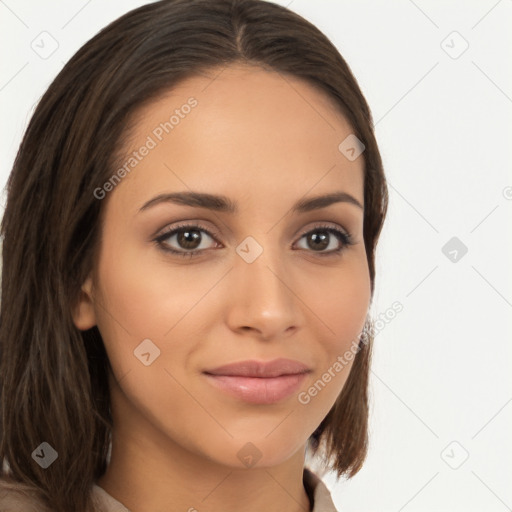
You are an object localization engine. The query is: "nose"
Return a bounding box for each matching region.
[225,241,301,341]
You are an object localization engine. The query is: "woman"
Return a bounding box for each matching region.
[0,0,388,511]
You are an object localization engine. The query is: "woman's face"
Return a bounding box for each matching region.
[74,63,370,469]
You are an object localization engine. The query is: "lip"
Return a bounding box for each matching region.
[203,358,311,378]
[203,358,312,405]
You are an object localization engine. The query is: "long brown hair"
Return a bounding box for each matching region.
[0,0,387,510]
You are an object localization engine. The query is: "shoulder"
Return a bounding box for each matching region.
[0,479,123,512]
[91,484,131,511]
[0,478,52,512]
[0,479,118,512]
[0,478,130,512]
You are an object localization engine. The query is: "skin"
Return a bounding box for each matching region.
[73,63,370,512]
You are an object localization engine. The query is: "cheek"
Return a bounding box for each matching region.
[332,272,370,351]
[311,253,371,352]
[94,235,215,339]
[92,240,214,443]
[301,252,370,402]
[92,235,227,396]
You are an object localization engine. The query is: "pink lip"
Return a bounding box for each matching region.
[204,358,311,378]
[203,358,311,404]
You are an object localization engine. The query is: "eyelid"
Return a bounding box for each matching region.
[296,222,350,239]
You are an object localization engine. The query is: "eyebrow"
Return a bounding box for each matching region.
[139,190,363,214]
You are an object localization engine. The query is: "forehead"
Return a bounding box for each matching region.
[108,64,364,214]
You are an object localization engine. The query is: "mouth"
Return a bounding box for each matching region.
[202,358,312,404]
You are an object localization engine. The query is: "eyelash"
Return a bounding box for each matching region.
[153,222,354,259]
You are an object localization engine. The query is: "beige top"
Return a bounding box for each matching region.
[0,467,339,511]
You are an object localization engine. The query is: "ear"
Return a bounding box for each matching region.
[72,274,97,331]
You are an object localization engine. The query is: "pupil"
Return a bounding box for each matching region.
[309,231,328,251]
[178,229,201,249]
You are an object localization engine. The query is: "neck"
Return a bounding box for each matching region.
[97,422,312,512]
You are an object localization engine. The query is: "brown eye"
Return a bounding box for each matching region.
[155,224,219,257]
[174,228,203,250]
[295,225,353,256]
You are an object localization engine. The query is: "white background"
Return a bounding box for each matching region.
[1,1,511,511]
